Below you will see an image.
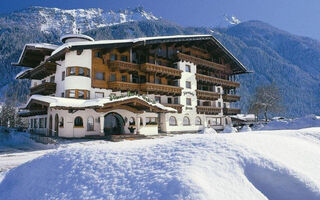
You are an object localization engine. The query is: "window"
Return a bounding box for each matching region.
[195,117,202,125]
[110,74,116,82]
[74,117,83,127]
[185,65,191,72]
[110,54,117,61]
[59,117,64,127]
[223,103,226,108]
[39,118,45,128]
[218,102,222,108]
[42,80,46,84]
[169,116,177,126]
[33,119,37,128]
[186,98,192,106]
[155,77,161,84]
[50,76,55,83]
[183,116,190,126]
[146,117,157,125]
[78,90,85,99]
[95,72,105,80]
[186,81,191,89]
[121,75,127,82]
[62,71,65,81]
[139,75,146,83]
[174,97,179,104]
[69,90,76,98]
[78,68,85,76]
[155,96,161,103]
[140,117,143,126]
[69,67,76,75]
[217,87,221,93]
[87,116,94,131]
[121,55,128,62]
[44,118,47,128]
[167,97,172,104]
[95,52,102,58]
[61,92,64,97]
[30,119,33,128]
[129,117,135,126]
[95,92,104,98]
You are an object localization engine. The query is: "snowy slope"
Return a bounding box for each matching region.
[1,6,159,35]
[0,128,320,200]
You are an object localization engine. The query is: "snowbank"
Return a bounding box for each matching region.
[0,129,53,152]
[199,127,217,134]
[262,115,320,130]
[1,129,320,200]
[221,125,238,133]
[239,125,252,132]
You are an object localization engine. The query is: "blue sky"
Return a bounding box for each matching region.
[1,0,320,40]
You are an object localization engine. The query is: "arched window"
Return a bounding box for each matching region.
[140,117,143,126]
[87,116,94,131]
[74,116,83,127]
[183,116,190,126]
[129,117,135,126]
[195,117,202,125]
[59,117,64,127]
[169,116,177,126]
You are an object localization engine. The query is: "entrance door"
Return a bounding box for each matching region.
[54,114,59,137]
[49,115,53,136]
[104,112,125,135]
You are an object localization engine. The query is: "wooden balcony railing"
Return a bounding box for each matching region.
[141,82,182,96]
[19,62,56,80]
[196,106,221,115]
[162,104,183,113]
[222,94,241,102]
[140,63,182,78]
[108,81,140,92]
[196,74,240,88]
[223,108,241,115]
[177,52,232,73]
[108,60,139,72]
[196,90,220,100]
[30,82,56,95]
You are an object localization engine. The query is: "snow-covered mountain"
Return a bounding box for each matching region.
[213,14,241,28]
[1,6,159,34]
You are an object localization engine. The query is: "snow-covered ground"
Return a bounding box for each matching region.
[0,127,320,200]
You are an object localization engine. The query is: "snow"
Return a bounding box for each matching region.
[23,94,176,112]
[239,125,252,132]
[222,125,238,133]
[1,128,320,199]
[199,127,217,134]
[262,115,320,130]
[15,68,32,79]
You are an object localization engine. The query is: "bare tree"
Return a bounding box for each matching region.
[248,84,284,122]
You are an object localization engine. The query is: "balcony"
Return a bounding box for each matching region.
[141,82,182,96]
[196,106,221,115]
[222,94,241,102]
[18,62,57,80]
[30,82,56,95]
[177,53,232,73]
[162,104,183,113]
[196,90,220,101]
[140,63,182,78]
[196,74,240,88]
[108,81,140,92]
[223,108,241,115]
[108,60,139,72]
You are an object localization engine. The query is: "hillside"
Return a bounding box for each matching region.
[0,7,319,117]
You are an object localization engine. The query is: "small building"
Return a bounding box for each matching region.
[14,34,249,138]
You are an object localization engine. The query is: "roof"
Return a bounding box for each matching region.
[15,34,249,74]
[13,43,58,68]
[23,95,176,113]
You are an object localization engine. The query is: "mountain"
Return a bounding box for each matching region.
[0,7,319,117]
[0,6,158,35]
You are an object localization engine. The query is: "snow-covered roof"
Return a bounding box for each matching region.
[15,68,33,79]
[23,95,176,112]
[231,114,256,121]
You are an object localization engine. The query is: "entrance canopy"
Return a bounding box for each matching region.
[19,95,176,116]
